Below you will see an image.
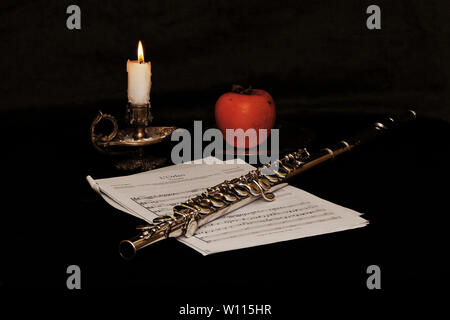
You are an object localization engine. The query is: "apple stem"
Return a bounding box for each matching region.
[232,84,253,95]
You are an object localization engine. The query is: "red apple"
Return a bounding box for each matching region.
[215,85,276,148]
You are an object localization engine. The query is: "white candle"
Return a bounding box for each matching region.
[127,41,151,105]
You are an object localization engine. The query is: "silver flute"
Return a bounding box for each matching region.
[119,110,417,259]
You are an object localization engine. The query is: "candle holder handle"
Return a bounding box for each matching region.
[90,110,120,154]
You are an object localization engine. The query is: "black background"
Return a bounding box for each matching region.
[1,0,448,312]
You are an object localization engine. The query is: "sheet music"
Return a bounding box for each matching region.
[87,157,368,255]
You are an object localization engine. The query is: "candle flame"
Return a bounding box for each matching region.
[137,41,144,63]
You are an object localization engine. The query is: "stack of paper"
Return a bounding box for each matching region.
[87,158,368,255]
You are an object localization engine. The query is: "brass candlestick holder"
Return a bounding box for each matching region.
[90,102,176,171]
